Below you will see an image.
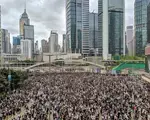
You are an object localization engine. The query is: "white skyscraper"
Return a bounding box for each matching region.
[21,39,32,60]
[126,26,134,56]
[49,31,58,54]
[102,0,109,60]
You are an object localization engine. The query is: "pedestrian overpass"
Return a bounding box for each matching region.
[24,60,106,70]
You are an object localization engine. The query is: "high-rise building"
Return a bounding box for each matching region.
[20,9,30,39]
[13,36,21,45]
[34,40,39,54]
[98,0,125,59]
[57,44,61,52]
[147,2,150,43]
[135,0,150,55]
[24,25,34,56]
[12,36,21,54]
[89,12,99,55]
[66,0,89,55]
[21,39,32,60]
[24,25,34,40]
[19,8,34,58]
[126,26,133,55]
[62,34,66,53]
[125,32,128,54]
[126,26,133,47]
[41,39,49,53]
[128,37,135,56]
[0,6,2,65]
[1,29,11,54]
[49,31,58,54]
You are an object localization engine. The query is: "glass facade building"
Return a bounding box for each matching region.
[66,0,89,55]
[98,0,125,58]
[98,0,103,56]
[13,36,21,45]
[89,12,99,55]
[62,34,66,52]
[135,0,150,55]
[0,6,2,58]
[109,0,124,55]
[147,2,150,43]
[1,29,11,54]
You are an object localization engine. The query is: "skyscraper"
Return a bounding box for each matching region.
[19,8,34,58]
[0,6,2,65]
[147,2,150,43]
[126,26,133,46]
[24,25,34,56]
[13,36,21,45]
[62,34,66,53]
[1,29,11,54]
[89,12,99,55]
[126,26,133,55]
[24,25,34,40]
[21,39,32,60]
[20,9,30,39]
[49,31,58,54]
[41,39,49,53]
[128,37,135,56]
[98,0,125,59]
[66,0,89,55]
[135,0,150,56]
[34,40,39,54]
[12,36,21,54]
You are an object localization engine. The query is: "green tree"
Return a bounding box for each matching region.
[0,74,8,94]
[145,57,149,73]
[0,68,28,95]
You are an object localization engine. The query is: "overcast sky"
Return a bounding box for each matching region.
[0,0,134,47]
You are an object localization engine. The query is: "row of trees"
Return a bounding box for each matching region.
[0,68,28,97]
[113,55,145,60]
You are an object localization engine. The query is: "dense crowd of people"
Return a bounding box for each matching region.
[0,72,150,120]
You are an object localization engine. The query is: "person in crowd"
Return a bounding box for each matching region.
[0,72,149,120]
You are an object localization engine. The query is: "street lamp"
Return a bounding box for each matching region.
[7,62,11,94]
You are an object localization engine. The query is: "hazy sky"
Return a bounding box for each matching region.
[0,0,134,46]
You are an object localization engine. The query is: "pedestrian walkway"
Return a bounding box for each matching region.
[141,76,150,83]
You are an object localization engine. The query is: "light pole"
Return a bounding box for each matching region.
[0,54,3,69]
[8,62,11,94]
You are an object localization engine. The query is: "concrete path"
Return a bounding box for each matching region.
[141,76,150,83]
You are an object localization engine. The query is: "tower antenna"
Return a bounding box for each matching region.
[24,0,26,12]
